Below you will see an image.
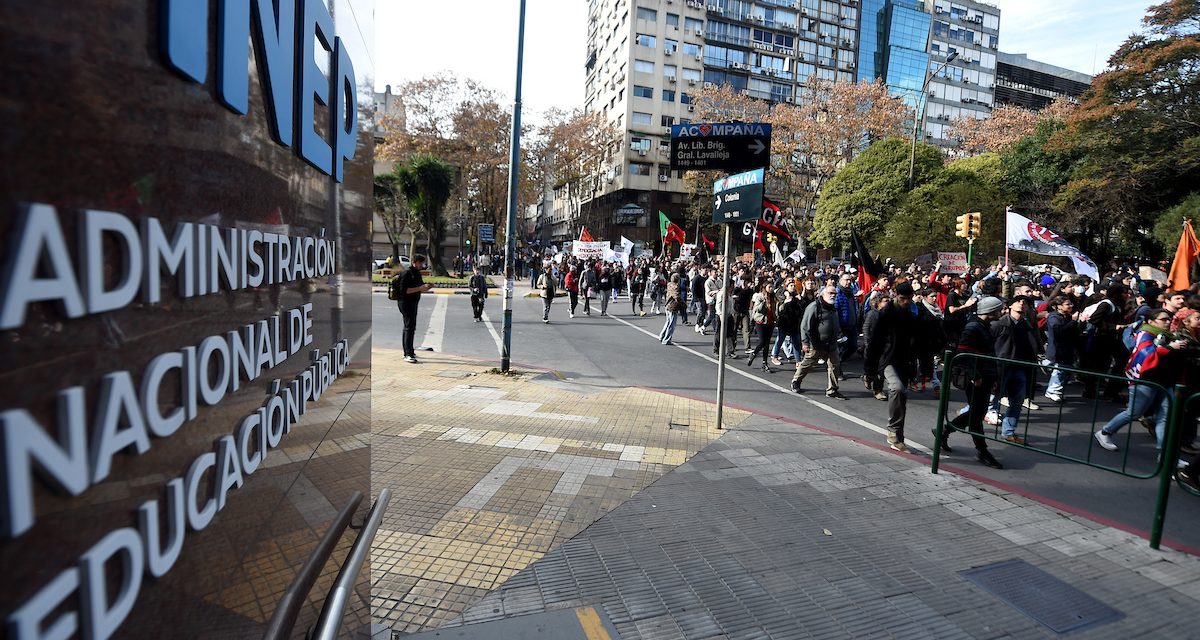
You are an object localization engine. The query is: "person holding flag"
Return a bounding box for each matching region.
[659,211,686,256]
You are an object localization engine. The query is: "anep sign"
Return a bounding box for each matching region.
[161,0,359,182]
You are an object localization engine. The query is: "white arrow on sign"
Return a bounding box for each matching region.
[714,195,723,208]
[749,139,766,154]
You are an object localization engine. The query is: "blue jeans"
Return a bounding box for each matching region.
[1043,359,1071,397]
[659,312,678,344]
[990,368,1028,437]
[1101,384,1168,449]
[772,331,799,359]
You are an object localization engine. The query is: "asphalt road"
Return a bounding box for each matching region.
[374,287,1200,552]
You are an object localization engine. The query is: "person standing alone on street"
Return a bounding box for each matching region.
[537,267,557,323]
[468,267,488,322]
[395,255,435,363]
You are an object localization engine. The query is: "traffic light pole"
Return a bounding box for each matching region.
[966,238,974,268]
[715,224,733,430]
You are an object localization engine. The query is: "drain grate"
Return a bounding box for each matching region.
[667,421,690,430]
[960,559,1123,634]
[434,370,473,378]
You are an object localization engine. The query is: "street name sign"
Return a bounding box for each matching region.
[478,223,495,244]
[670,122,772,172]
[712,168,764,224]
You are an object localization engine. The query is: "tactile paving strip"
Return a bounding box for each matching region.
[960,558,1124,634]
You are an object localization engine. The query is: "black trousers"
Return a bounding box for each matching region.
[470,294,485,319]
[750,324,774,364]
[631,289,644,312]
[400,303,418,357]
[950,376,993,452]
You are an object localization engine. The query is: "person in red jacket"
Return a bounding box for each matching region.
[928,261,957,311]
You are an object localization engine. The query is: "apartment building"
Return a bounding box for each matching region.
[576,0,858,245]
[995,52,1092,110]
[922,0,1000,145]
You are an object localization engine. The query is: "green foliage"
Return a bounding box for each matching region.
[811,138,942,249]
[1152,193,1200,252]
[879,166,1006,263]
[1000,120,1077,222]
[395,154,457,275]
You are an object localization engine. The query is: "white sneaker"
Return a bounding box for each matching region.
[1094,431,1118,451]
[1024,399,1040,410]
[984,410,1000,426]
[1045,392,1062,403]
[890,441,910,453]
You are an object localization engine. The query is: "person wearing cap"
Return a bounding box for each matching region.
[864,282,935,452]
[943,296,1005,468]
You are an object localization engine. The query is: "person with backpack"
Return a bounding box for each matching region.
[391,255,434,364]
[467,267,488,322]
[564,265,580,318]
[649,271,667,315]
[536,267,557,323]
[747,281,778,372]
[1094,309,1187,453]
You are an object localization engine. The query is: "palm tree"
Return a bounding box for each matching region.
[396,154,456,276]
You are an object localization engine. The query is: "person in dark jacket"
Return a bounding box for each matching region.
[945,296,1005,469]
[771,281,803,365]
[835,272,860,360]
[691,268,708,332]
[1081,284,1133,401]
[468,267,488,321]
[988,296,1040,443]
[733,277,756,352]
[793,283,845,397]
[630,266,647,316]
[747,282,778,371]
[396,255,435,363]
[597,265,613,316]
[864,282,934,452]
[861,295,889,400]
[579,263,598,315]
[1042,295,1078,403]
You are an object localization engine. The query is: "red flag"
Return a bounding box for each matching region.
[753,224,767,253]
[760,198,793,243]
[665,222,687,245]
[850,229,884,295]
[579,226,594,242]
[701,234,716,251]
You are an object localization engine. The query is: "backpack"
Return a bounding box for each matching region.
[387,274,403,301]
[1121,320,1142,351]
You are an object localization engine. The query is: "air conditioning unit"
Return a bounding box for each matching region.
[752,15,764,22]
[688,78,696,85]
[669,76,677,83]
[694,29,704,36]
[659,175,669,182]
[664,126,672,134]
[703,81,715,88]
[666,48,674,55]
[688,105,695,111]
[848,61,855,68]
[695,54,703,61]
[638,148,647,156]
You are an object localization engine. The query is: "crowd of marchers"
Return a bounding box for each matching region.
[524,252,1200,485]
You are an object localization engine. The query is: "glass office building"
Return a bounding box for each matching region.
[856,0,932,108]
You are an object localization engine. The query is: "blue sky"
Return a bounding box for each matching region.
[376,0,1149,116]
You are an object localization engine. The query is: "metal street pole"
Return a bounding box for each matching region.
[907,51,957,190]
[500,0,526,372]
[715,224,733,430]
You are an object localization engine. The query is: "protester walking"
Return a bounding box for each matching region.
[864,283,935,452]
[536,267,556,323]
[793,283,845,398]
[468,267,488,322]
[659,274,682,345]
[747,281,777,372]
[945,296,1006,469]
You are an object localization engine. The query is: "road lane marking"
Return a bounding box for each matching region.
[420,294,449,352]
[607,314,932,455]
[574,607,613,640]
[480,309,504,354]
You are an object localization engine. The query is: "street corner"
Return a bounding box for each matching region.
[370,353,751,632]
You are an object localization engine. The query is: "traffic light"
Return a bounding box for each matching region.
[955,214,969,238]
[967,212,981,239]
[466,239,472,246]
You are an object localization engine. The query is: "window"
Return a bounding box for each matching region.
[666,12,679,28]
[633,85,653,98]
[631,111,653,125]
[658,165,671,179]
[630,136,651,151]
[682,67,702,81]
[660,114,675,127]
[662,89,676,102]
[685,17,704,32]
[629,162,652,176]
[634,59,655,73]
[663,64,677,78]
[636,7,656,21]
[664,38,678,53]
[680,92,693,105]
[636,34,656,48]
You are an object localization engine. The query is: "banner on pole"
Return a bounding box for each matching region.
[1005,208,1098,280]
[785,249,805,263]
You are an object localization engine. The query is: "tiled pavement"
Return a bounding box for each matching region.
[371,349,747,632]
[374,351,1200,639]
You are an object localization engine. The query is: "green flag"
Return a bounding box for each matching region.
[658,211,670,238]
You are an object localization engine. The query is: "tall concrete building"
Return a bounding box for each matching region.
[921,0,1000,146]
[995,52,1092,110]
[578,0,858,245]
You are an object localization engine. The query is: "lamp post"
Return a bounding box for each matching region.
[907,50,958,190]
[500,0,527,372]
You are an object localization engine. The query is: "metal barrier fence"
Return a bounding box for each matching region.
[930,350,1196,549]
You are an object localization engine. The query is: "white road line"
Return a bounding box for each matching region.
[480,309,504,354]
[608,314,932,455]
[420,294,449,353]
[348,326,371,364]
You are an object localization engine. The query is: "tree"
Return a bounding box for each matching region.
[396,154,457,275]
[947,100,1075,156]
[530,108,620,238]
[1152,192,1200,253]
[1050,0,1200,257]
[1000,120,1079,226]
[879,156,1007,263]
[374,173,418,261]
[810,137,942,249]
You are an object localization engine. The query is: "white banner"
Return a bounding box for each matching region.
[572,241,608,259]
[785,249,805,263]
[620,235,634,256]
[680,244,695,259]
[605,248,630,265]
[937,251,968,273]
[1006,208,1099,280]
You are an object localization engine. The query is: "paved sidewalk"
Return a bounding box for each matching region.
[371,350,747,632]
[373,350,1200,639]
